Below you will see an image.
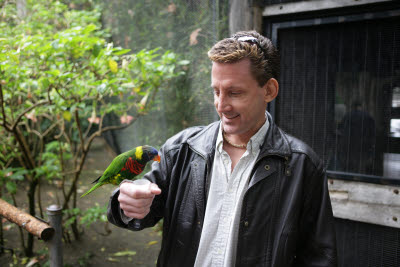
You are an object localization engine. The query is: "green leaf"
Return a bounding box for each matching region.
[113,48,131,56]
[45,69,60,77]
[147,240,158,246]
[92,43,102,57]
[109,59,118,73]
[97,83,107,93]
[51,40,59,50]
[113,250,137,257]
[63,111,72,122]
[178,60,190,65]
[11,169,28,180]
[6,181,17,194]
[41,78,50,90]
[83,24,97,34]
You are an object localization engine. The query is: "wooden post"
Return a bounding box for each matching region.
[229,0,263,35]
[0,198,54,241]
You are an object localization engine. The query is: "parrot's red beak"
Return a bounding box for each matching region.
[154,154,161,162]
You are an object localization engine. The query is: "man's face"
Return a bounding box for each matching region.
[212,58,269,140]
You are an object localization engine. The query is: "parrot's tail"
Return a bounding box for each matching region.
[80,182,103,198]
[92,176,101,184]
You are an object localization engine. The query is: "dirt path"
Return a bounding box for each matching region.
[0,138,161,266]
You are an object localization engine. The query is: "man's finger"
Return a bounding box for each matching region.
[130,188,155,199]
[120,183,153,199]
[120,201,151,213]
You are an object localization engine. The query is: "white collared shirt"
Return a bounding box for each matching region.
[194,118,269,267]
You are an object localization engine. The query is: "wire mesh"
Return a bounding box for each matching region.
[276,17,400,181]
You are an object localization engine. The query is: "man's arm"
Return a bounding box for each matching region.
[107,146,168,231]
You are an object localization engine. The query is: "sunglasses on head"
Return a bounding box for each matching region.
[235,36,265,55]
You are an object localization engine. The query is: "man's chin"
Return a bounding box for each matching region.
[222,125,240,135]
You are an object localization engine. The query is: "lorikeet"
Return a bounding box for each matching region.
[80,145,160,197]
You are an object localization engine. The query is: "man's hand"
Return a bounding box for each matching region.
[118,181,161,219]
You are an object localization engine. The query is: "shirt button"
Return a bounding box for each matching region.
[264,164,270,171]
[244,221,249,227]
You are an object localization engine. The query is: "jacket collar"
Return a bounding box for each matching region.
[187,121,219,159]
[187,112,292,159]
[258,112,292,159]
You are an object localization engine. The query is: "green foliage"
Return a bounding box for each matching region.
[35,141,64,180]
[0,167,27,194]
[64,252,93,267]
[64,207,81,228]
[0,1,185,257]
[80,203,107,227]
[0,0,183,194]
[63,204,106,229]
[100,0,228,148]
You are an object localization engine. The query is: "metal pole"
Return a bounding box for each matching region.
[46,205,63,267]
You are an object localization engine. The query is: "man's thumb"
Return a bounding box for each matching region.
[150,183,161,195]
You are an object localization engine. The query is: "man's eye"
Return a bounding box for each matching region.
[231,92,241,96]
[213,91,220,96]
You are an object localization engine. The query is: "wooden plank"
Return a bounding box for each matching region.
[262,0,393,17]
[328,179,400,206]
[328,179,400,228]
[331,199,400,228]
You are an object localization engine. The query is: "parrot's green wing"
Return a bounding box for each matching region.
[80,150,135,197]
[99,151,133,184]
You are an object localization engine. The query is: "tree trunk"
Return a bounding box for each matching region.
[0,189,3,254]
[71,189,80,240]
[25,179,38,257]
[16,0,27,19]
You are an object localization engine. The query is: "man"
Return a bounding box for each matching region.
[108,30,337,267]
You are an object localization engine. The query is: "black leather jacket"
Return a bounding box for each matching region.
[107,114,337,267]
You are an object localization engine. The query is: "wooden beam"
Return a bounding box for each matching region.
[229,0,266,35]
[0,198,54,241]
[328,179,400,228]
[262,0,394,17]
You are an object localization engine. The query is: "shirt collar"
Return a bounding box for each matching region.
[216,115,269,155]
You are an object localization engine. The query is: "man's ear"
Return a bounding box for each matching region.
[263,78,279,103]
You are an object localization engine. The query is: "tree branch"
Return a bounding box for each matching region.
[84,116,139,152]
[42,121,58,137]
[83,120,93,140]
[13,126,36,170]
[54,87,68,102]
[60,169,80,176]
[10,100,49,131]
[74,110,85,153]
[0,81,11,131]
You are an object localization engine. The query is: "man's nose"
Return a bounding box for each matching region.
[216,93,231,112]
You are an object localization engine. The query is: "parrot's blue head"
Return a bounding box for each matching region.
[142,145,161,163]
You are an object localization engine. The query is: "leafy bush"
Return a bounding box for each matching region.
[0,0,185,256]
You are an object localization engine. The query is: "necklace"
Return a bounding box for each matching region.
[222,132,247,149]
